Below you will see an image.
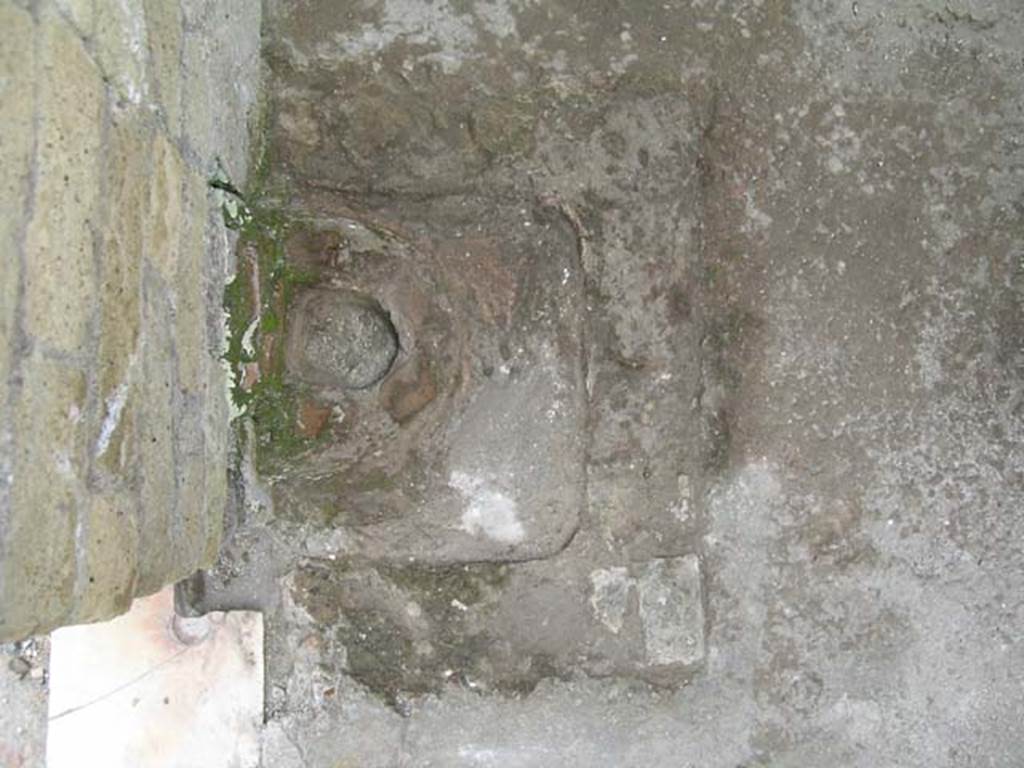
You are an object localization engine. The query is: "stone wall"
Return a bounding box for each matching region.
[0,0,262,640]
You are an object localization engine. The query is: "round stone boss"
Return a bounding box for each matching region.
[287,288,399,389]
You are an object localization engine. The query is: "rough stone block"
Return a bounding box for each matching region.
[52,0,95,37]
[174,447,210,570]
[0,1,33,417]
[588,567,631,635]
[169,377,207,562]
[146,132,185,284]
[202,207,238,354]
[637,555,705,668]
[176,169,226,568]
[73,491,139,621]
[202,459,228,566]
[202,357,230,564]
[1,356,86,639]
[0,0,261,642]
[179,0,214,28]
[142,0,183,131]
[134,278,177,596]
[93,0,147,106]
[180,0,261,175]
[94,379,138,481]
[180,30,214,167]
[97,109,149,387]
[270,212,586,565]
[90,108,153,486]
[175,168,210,395]
[23,12,102,353]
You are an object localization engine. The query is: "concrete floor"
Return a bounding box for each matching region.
[201,0,1023,765]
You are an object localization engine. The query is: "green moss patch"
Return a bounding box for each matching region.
[216,164,322,474]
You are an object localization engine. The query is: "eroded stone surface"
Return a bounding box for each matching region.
[637,556,705,669]
[287,289,398,389]
[268,209,587,565]
[198,1,1024,765]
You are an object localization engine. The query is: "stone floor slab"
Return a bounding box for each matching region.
[46,587,263,768]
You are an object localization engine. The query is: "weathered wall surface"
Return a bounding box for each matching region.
[0,0,261,640]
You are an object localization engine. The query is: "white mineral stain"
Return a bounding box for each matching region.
[450,470,524,544]
[95,380,130,458]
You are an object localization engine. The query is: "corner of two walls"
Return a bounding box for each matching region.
[0,0,263,640]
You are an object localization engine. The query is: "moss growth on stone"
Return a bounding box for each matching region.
[293,560,541,709]
[218,166,322,474]
[469,96,537,158]
[377,562,510,613]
